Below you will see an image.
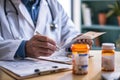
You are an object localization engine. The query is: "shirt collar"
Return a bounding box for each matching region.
[21,0,39,5]
[21,0,40,5]
[21,0,29,5]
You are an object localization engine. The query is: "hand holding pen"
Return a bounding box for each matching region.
[25,32,57,58]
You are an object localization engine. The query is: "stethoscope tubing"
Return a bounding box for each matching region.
[4,0,17,39]
[4,0,57,39]
[4,0,18,15]
[4,0,24,39]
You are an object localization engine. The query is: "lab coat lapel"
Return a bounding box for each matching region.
[19,3,34,28]
[35,0,48,34]
[46,0,59,24]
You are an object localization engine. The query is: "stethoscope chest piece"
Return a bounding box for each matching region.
[50,23,58,31]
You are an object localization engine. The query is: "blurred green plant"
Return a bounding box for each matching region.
[116,38,120,49]
[106,1,120,18]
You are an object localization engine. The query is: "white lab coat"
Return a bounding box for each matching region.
[0,0,79,60]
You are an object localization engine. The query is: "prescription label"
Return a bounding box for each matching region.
[102,55,114,71]
[72,53,88,75]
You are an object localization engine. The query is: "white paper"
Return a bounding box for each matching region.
[39,48,72,64]
[102,72,120,80]
[0,59,72,77]
[61,31,106,49]
[75,31,106,40]
[39,56,72,63]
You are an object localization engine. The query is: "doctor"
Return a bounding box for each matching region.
[0,0,93,60]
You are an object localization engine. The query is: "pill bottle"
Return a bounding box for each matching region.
[71,44,90,75]
[102,43,115,71]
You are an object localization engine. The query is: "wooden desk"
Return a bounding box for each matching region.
[0,50,120,80]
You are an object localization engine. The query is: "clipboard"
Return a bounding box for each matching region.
[0,58,72,80]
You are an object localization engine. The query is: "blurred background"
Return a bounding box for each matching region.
[58,0,120,51]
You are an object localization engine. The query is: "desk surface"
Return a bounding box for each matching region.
[0,50,120,80]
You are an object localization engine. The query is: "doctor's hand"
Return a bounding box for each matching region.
[25,35,57,58]
[73,34,93,49]
[75,39,93,49]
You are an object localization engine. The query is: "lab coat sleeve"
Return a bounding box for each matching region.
[15,40,26,58]
[56,1,80,46]
[0,38,22,60]
[0,1,24,60]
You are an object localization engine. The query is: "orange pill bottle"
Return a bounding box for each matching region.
[102,43,115,71]
[71,44,90,75]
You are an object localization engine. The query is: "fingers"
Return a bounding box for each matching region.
[27,51,51,58]
[31,41,56,51]
[31,48,54,57]
[36,47,54,56]
[75,39,93,48]
[25,35,57,58]
[85,39,93,45]
[34,35,56,46]
[35,42,56,54]
[76,39,92,44]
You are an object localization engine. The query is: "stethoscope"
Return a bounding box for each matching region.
[46,0,58,31]
[4,0,20,39]
[4,0,57,35]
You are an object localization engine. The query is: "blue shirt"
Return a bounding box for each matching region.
[15,0,40,58]
[21,0,40,25]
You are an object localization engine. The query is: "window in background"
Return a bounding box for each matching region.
[58,0,81,32]
[57,0,72,18]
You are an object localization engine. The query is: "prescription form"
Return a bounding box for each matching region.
[0,58,72,77]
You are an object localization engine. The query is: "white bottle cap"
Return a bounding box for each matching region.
[102,43,115,50]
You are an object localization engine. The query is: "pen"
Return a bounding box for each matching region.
[35,31,41,35]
